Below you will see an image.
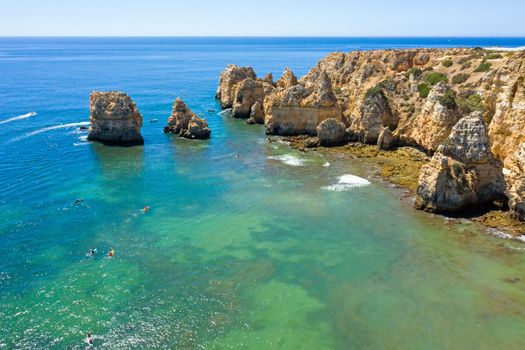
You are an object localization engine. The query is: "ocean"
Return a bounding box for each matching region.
[1,37,525,349]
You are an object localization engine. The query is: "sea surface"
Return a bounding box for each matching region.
[1,37,525,349]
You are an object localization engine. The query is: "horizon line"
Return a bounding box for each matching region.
[1,35,525,39]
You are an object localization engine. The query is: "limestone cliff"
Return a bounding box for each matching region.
[415,112,505,212]
[87,91,144,146]
[216,48,525,220]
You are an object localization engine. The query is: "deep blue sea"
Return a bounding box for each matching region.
[1,37,525,349]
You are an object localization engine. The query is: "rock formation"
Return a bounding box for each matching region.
[164,98,210,139]
[410,82,460,152]
[317,118,346,146]
[504,143,525,220]
[264,71,343,135]
[216,65,257,108]
[87,91,144,146]
[232,78,269,119]
[276,68,299,89]
[415,112,505,212]
[377,126,396,150]
[217,48,525,220]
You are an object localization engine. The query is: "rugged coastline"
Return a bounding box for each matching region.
[216,47,525,233]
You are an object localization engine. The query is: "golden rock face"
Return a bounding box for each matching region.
[88,91,144,146]
[217,48,525,219]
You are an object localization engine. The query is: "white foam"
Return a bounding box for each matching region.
[268,154,304,166]
[218,108,232,116]
[323,174,371,192]
[10,121,90,142]
[484,46,525,52]
[323,162,330,167]
[0,112,37,125]
[73,135,91,146]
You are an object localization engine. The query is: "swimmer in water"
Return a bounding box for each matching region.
[108,249,115,257]
[74,198,83,205]
[86,332,94,345]
[141,206,151,213]
[86,248,97,257]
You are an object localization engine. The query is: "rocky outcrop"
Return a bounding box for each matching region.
[317,118,346,146]
[87,91,144,146]
[377,126,396,150]
[410,82,461,152]
[264,71,343,136]
[232,78,273,119]
[276,68,299,89]
[216,65,257,108]
[415,113,505,212]
[217,49,525,220]
[504,143,525,220]
[248,101,264,124]
[164,98,210,139]
[355,89,396,143]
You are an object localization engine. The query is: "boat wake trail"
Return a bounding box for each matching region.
[0,112,37,125]
[10,122,90,142]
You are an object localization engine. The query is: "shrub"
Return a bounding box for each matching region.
[426,72,448,85]
[418,83,431,98]
[474,61,492,73]
[461,61,472,70]
[406,67,422,79]
[457,94,483,113]
[452,73,470,85]
[365,85,383,98]
[365,78,395,98]
[438,90,457,109]
[485,52,503,60]
[458,56,471,64]
[442,59,453,67]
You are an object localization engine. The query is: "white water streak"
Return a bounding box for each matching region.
[10,122,90,142]
[0,112,37,125]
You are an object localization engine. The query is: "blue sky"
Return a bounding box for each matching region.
[0,0,523,36]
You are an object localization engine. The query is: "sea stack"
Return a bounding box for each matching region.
[164,98,211,139]
[87,91,144,146]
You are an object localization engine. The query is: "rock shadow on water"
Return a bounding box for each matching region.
[91,142,145,179]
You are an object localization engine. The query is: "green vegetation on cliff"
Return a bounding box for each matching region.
[474,61,492,73]
[457,93,483,113]
[417,83,431,98]
[452,73,470,85]
[426,72,448,85]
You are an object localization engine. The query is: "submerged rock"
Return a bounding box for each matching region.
[87,91,144,146]
[164,98,210,139]
[415,112,505,213]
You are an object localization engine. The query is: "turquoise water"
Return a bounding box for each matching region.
[1,38,525,349]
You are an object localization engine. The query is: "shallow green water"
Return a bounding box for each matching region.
[1,37,525,349]
[2,118,525,349]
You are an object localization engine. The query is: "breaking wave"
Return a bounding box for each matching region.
[0,112,37,125]
[323,174,371,192]
[268,154,304,166]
